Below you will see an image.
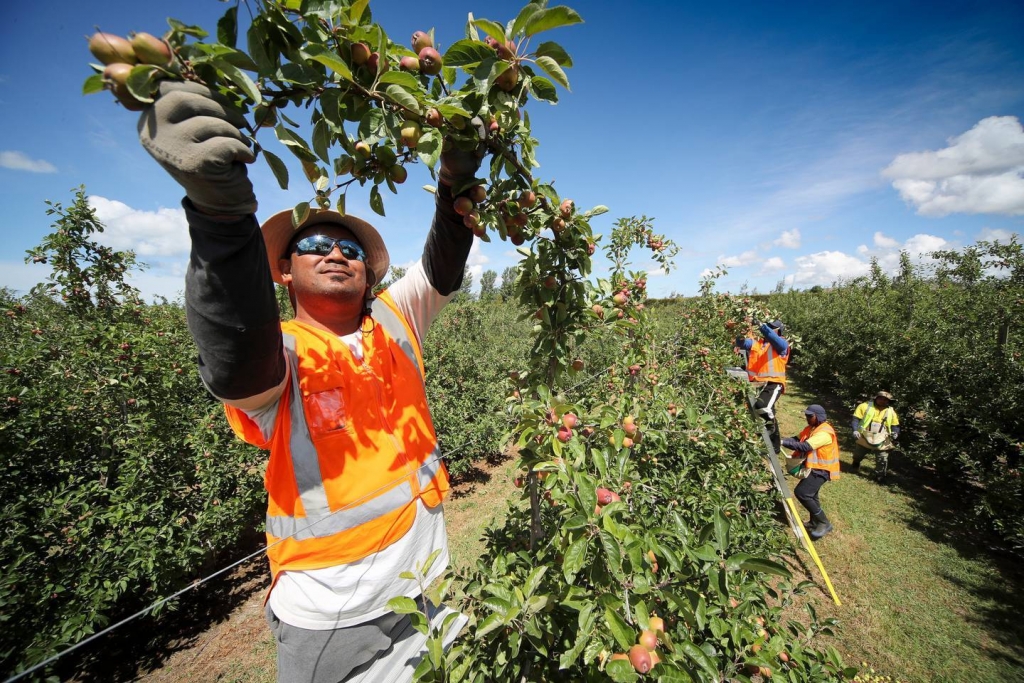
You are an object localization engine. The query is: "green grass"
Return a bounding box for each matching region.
[777,381,1024,683]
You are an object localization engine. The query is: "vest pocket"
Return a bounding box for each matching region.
[304,387,348,436]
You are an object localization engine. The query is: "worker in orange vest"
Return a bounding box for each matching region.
[782,404,840,540]
[735,320,790,452]
[137,82,484,681]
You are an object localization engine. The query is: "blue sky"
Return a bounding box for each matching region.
[2,0,1022,301]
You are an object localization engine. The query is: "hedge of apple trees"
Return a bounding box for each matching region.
[769,243,1024,549]
[0,189,267,676]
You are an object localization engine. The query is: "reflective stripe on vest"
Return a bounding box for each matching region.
[747,340,788,383]
[859,405,895,431]
[801,422,840,477]
[264,300,434,544]
[370,296,423,378]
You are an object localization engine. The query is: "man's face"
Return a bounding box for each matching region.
[874,397,890,409]
[279,224,370,304]
[805,413,818,427]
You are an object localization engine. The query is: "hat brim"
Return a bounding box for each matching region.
[261,209,390,287]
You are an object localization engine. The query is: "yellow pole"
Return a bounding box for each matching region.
[785,497,842,606]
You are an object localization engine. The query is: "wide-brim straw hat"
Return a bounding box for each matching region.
[261,209,390,287]
[875,391,895,401]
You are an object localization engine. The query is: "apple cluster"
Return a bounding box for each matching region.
[88,31,175,111]
[608,615,667,674]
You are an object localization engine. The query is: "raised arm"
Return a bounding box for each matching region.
[759,323,789,355]
[138,82,285,404]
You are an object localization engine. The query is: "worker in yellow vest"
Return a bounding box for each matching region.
[851,391,900,481]
[735,320,790,452]
[782,404,840,540]
[137,82,484,681]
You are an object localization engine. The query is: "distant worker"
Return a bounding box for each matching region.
[782,404,839,541]
[735,319,790,452]
[851,391,900,481]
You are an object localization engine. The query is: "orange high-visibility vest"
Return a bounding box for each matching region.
[224,290,449,579]
[746,338,789,387]
[799,422,840,479]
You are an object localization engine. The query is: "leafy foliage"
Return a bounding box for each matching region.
[1,189,266,676]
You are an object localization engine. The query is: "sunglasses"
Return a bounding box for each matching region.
[292,235,366,262]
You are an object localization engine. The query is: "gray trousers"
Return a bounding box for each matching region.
[265,605,410,683]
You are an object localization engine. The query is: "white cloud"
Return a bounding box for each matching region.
[0,151,57,173]
[698,267,716,279]
[466,238,489,267]
[783,232,951,288]
[774,229,801,249]
[977,227,1018,243]
[758,257,785,274]
[873,232,899,248]
[883,116,1024,216]
[88,197,190,257]
[787,250,871,285]
[902,233,948,256]
[717,250,761,268]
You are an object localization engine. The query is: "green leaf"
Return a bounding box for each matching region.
[303,44,354,82]
[523,6,584,37]
[385,84,422,115]
[312,119,331,163]
[471,19,506,43]
[511,4,543,38]
[434,102,472,120]
[262,150,289,189]
[167,18,208,39]
[528,76,558,103]
[82,74,104,95]
[443,39,497,67]
[584,205,609,217]
[335,192,346,216]
[678,640,718,679]
[125,65,163,103]
[416,130,441,168]
[217,62,261,103]
[387,596,421,614]
[733,555,792,578]
[217,5,238,47]
[291,201,310,227]
[605,659,639,682]
[691,544,719,563]
[369,185,385,216]
[534,41,573,67]
[349,0,370,23]
[604,606,634,651]
[534,55,570,90]
[378,71,421,90]
[562,534,588,582]
[713,508,731,552]
[475,612,504,638]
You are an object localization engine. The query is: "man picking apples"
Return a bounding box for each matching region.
[136,81,483,682]
[735,319,790,452]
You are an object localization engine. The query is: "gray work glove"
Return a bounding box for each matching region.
[438,116,487,187]
[138,81,257,215]
[853,431,862,441]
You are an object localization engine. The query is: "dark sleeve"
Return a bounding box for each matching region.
[182,199,286,400]
[851,418,860,432]
[736,337,753,351]
[789,440,813,453]
[421,183,474,296]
